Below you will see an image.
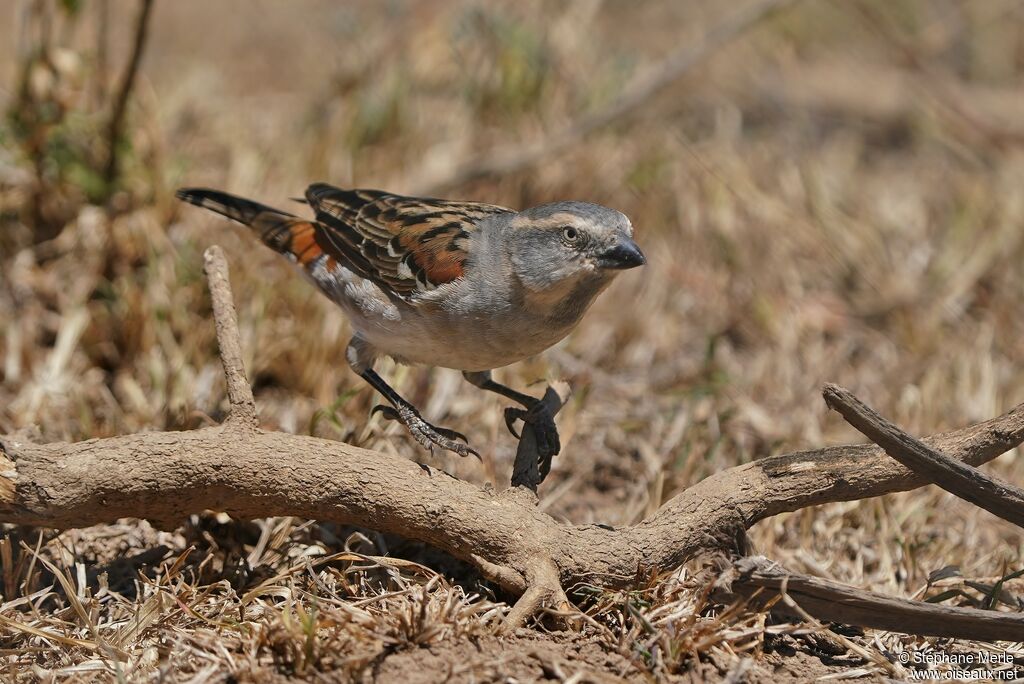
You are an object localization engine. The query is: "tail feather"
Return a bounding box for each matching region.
[176,187,334,270]
[175,188,294,226]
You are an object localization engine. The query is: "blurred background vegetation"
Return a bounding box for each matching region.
[2,0,1024,679]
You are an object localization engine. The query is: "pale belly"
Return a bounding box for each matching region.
[354,309,574,371]
[321,264,588,371]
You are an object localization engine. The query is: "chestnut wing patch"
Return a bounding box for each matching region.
[252,214,375,288]
[304,183,513,296]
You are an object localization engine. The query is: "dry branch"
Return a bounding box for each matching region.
[725,557,1024,642]
[203,247,258,430]
[3,246,1024,638]
[102,0,154,187]
[824,383,1024,529]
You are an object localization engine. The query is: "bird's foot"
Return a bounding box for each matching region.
[504,401,561,466]
[372,404,480,459]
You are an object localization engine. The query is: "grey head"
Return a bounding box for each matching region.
[504,200,644,289]
[499,200,645,323]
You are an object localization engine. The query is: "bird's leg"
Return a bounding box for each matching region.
[347,336,477,458]
[362,369,479,459]
[462,371,561,468]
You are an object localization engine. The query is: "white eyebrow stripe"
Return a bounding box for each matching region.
[519,212,590,231]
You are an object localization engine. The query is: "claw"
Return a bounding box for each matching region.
[503,407,525,439]
[371,403,479,459]
[432,425,471,445]
[372,404,400,421]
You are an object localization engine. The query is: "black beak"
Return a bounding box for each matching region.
[598,237,646,270]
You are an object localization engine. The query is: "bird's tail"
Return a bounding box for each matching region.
[176,187,331,268]
[175,188,295,226]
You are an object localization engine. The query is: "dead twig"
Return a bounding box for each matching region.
[726,556,1024,642]
[202,246,258,430]
[102,0,154,188]
[824,383,1024,529]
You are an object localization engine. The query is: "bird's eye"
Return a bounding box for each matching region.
[561,226,580,243]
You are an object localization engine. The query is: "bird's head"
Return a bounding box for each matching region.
[504,201,645,304]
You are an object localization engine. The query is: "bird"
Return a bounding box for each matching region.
[175,183,645,467]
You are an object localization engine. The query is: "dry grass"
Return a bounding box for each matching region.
[2,0,1024,680]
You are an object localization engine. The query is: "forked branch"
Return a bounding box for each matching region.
[824,383,1024,528]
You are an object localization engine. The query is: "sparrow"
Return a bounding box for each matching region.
[175,184,644,468]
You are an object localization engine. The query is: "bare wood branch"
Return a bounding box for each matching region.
[638,398,1024,577]
[725,556,1024,642]
[824,383,1024,529]
[102,0,154,187]
[417,0,798,195]
[2,387,1021,607]
[202,246,258,430]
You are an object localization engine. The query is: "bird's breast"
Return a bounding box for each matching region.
[333,268,593,371]
[365,305,575,371]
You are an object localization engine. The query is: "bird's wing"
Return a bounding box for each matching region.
[303,183,514,296]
